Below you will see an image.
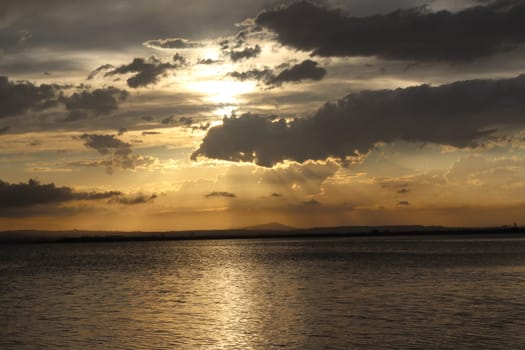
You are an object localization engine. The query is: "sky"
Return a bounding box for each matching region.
[1,0,525,231]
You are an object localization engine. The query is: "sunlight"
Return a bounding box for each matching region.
[213,105,237,118]
[188,79,257,104]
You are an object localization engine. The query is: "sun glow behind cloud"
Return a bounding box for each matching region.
[188,79,257,104]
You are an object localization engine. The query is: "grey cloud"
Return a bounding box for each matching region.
[255,0,525,61]
[0,76,60,118]
[191,122,211,131]
[0,29,31,53]
[192,74,525,167]
[302,199,322,207]
[87,64,114,80]
[161,115,193,126]
[112,193,157,205]
[197,58,221,65]
[173,53,188,65]
[60,87,128,121]
[80,133,129,155]
[205,191,236,198]
[144,38,202,49]
[104,57,180,88]
[0,179,121,208]
[0,0,278,51]
[229,60,327,86]
[78,133,156,174]
[230,44,261,61]
[268,59,326,85]
[229,68,274,82]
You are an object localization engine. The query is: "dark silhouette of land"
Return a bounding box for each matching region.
[1,224,524,244]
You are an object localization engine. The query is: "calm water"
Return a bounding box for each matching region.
[1,235,525,349]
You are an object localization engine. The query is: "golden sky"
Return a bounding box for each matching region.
[1,0,525,231]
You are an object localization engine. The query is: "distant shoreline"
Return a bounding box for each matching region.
[1,225,524,245]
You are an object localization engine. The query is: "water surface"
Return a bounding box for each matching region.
[2,235,525,349]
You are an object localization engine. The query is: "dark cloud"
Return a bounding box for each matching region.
[0,76,60,118]
[205,191,236,198]
[161,115,193,126]
[112,193,157,205]
[0,179,121,208]
[78,133,156,174]
[398,201,410,206]
[0,29,31,53]
[255,0,525,61]
[142,131,161,135]
[229,68,274,82]
[173,53,188,66]
[144,38,202,49]
[229,60,326,86]
[197,58,221,65]
[60,87,128,121]
[192,74,525,167]
[268,59,327,85]
[80,133,129,155]
[229,44,261,61]
[191,122,211,131]
[86,64,114,80]
[304,199,322,206]
[104,57,180,88]
[0,126,10,133]
[397,187,410,194]
[271,192,283,197]
[0,0,280,52]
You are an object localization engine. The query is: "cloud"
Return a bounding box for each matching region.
[0,29,31,53]
[112,193,157,205]
[205,191,236,198]
[0,76,60,118]
[0,179,121,208]
[161,115,193,126]
[197,58,220,65]
[229,68,274,82]
[144,38,202,49]
[104,56,180,88]
[267,59,327,85]
[192,74,525,167]
[80,133,129,155]
[78,133,156,173]
[398,201,410,206]
[229,60,327,86]
[173,53,188,66]
[86,64,114,80]
[0,76,128,122]
[60,87,128,121]
[255,0,525,61]
[229,44,261,61]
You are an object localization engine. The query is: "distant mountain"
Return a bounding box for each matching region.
[242,222,295,231]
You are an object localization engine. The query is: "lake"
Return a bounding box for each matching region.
[2,234,525,349]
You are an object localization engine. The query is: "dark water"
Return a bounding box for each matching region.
[1,235,525,349]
